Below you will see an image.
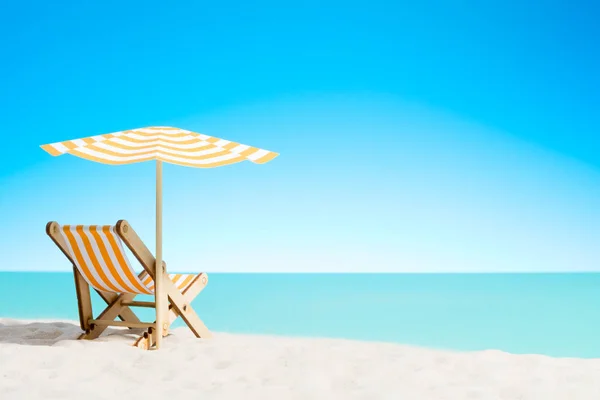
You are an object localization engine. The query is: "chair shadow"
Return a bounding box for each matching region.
[0,320,139,346]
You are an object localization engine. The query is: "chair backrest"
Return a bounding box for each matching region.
[59,225,153,295]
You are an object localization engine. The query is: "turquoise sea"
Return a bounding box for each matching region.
[1,272,599,358]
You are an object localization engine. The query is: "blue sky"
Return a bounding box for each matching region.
[0,1,599,272]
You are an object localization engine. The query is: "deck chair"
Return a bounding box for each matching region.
[45,219,212,350]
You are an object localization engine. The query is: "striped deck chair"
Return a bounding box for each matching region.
[46,219,211,350]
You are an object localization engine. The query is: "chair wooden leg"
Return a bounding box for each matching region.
[96,290,141,326]
[132,327,157,350]
[168,273,209,325]
[79,270,148,339]
[73,267,93,332]
[148,273,210,336]
[79,292,138,340]
[133,334,150,350]
[164,277,212,339]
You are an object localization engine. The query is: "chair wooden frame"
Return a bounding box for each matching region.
[45,219,212,350]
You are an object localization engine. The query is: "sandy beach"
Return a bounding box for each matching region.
[1,319,599,400]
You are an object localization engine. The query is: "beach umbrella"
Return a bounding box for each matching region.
[40,126,278,348]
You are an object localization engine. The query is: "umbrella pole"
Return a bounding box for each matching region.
[155,160,165,349]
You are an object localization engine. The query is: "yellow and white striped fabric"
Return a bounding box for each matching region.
[59,225,197,295]
[40,126,278,167]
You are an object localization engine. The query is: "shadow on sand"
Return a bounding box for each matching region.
[0,320,136,346]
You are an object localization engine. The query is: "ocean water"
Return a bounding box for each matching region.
[0,272,599,358]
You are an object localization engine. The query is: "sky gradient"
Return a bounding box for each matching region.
[0,1,598,272]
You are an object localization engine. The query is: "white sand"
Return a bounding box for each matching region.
[1,319,599,400]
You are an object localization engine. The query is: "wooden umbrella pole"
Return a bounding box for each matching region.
[155,160,165,349]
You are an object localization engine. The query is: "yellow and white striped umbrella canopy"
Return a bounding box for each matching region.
[40,126,279,167]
